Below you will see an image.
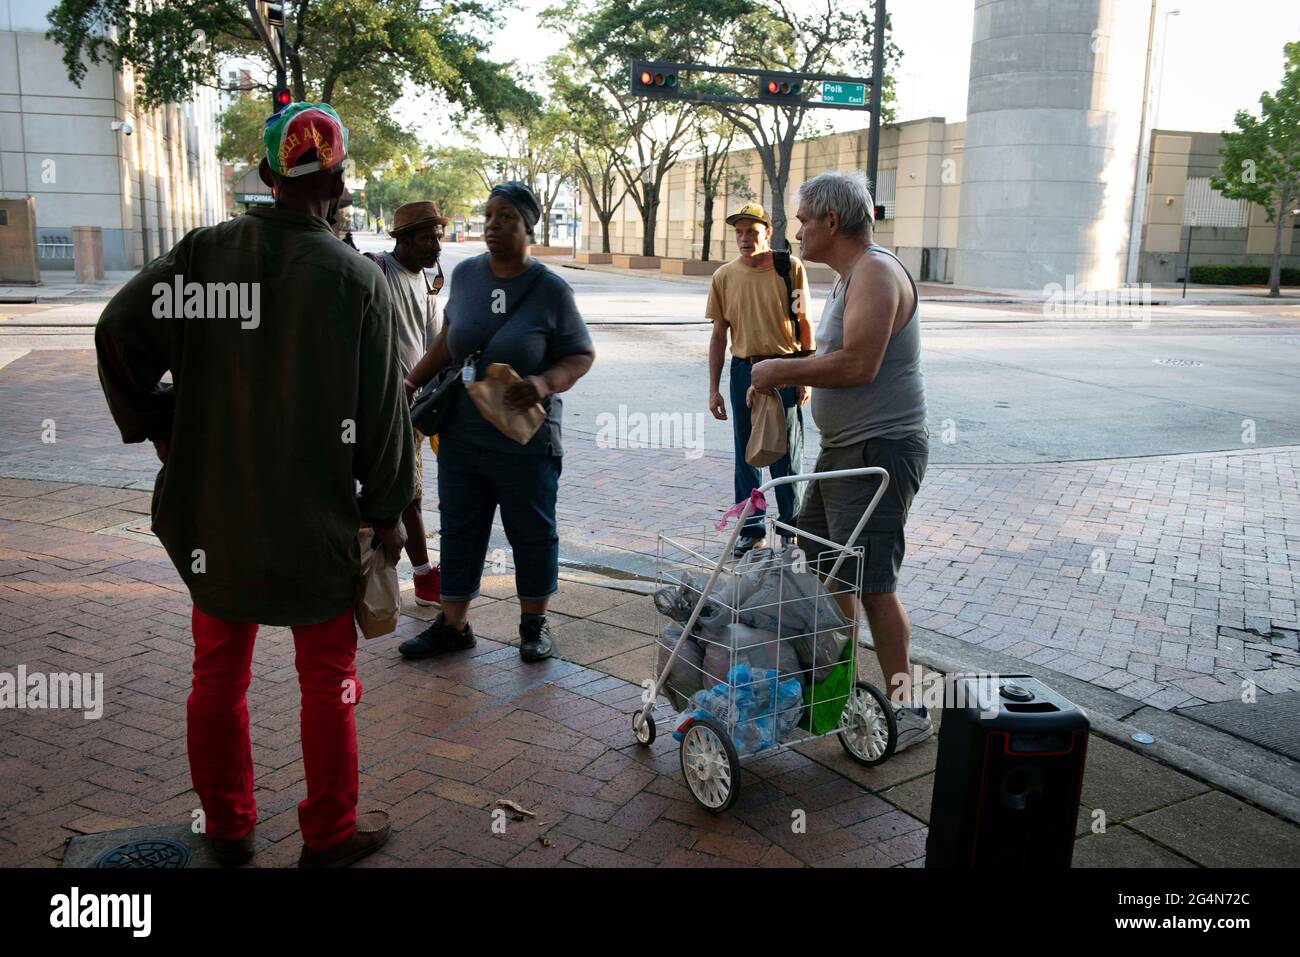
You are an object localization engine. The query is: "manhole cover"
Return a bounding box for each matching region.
[1151,358,1203,367]
[93,837,190,868]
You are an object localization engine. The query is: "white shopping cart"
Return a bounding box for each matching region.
[631,468,900,813]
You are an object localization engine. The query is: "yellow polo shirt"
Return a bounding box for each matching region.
[705,253,813,358]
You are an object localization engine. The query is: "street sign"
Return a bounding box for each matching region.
[818,80,866,106]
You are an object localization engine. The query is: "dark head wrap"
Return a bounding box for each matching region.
[489,180,541,236]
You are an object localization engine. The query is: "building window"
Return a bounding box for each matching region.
[668,187,685,221]
[874,167,896,220]
[1182,176,1249,227]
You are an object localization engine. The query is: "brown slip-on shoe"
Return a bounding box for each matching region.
[206,831,255,867]
[297,811,391,868]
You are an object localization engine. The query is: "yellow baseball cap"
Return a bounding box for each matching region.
[726,202,770,227]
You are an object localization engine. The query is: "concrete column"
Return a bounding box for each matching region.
[72,226,104,282]
[954,0,1153,290]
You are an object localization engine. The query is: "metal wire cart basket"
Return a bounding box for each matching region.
[631,469,900,812]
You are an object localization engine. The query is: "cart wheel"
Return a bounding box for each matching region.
[631,709,656,746]
[839,681,897,766]
[679,716,741,813]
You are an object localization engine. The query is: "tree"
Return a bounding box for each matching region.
[47,0,534,122]
[1211,41,1300,297]
[494,105,575,246]
[360,147,491,223]
[421,147,495,220]
[692,112,740,261]
[547,52,629,253]
[542,0,749,257]
[694,0,900,249]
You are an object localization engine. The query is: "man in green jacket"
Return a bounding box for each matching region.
[95,103,416,868]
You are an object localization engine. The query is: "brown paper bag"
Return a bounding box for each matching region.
[466,362,546,445]
[355,528,400,640]
[745,390,788,467]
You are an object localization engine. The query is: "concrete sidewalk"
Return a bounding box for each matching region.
[0,272,133,305]
[1,476,1298,868]
[557,259,1300,306]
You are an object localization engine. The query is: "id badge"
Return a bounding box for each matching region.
[461,360,475,384]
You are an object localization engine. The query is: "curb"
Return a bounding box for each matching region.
[565,561,1300,827]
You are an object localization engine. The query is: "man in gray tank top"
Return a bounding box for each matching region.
[749,170,933,753]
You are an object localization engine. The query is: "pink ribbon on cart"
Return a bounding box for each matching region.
[715,489,767,532]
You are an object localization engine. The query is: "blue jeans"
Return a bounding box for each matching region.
[436,440,560,602]
[729,355,805,537]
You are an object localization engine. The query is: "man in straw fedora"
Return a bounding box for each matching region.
[365,200,448,608]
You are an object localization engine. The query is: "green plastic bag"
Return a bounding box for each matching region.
[799,642,854,734]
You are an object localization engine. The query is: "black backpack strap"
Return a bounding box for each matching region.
[362,250,389,276]
[772,249,799,346]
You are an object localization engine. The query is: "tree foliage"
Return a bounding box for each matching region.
[545,52,629,253]
[541,0,750,256]
[542,0,899,255]
[361,147,492,223]
[689,0,900,247]
[47,0,535,123]
[1211,40,1300,297]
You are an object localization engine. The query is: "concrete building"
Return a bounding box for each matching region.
[0,0,225,272]
[1140,130,1297,282]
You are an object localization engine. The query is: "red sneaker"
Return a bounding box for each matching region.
[413,566,441,606]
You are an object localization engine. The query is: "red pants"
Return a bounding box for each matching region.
[188,605,361,850]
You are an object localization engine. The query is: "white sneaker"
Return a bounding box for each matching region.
[893,707,934,753]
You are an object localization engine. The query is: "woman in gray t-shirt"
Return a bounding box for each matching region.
[399,182,595,664]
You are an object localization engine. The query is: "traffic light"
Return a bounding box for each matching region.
[759,75,803,102]
[630,61,681,98]
[272,86,292,111]
[263,2,285,27]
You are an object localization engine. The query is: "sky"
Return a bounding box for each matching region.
[402,0,1299,149]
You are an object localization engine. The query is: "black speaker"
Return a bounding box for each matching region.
[925,674,1089,868]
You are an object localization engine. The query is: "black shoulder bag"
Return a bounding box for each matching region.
[409,267,545,436]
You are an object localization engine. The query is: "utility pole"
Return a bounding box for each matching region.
[866,0,887,194]
[248,2,290,109]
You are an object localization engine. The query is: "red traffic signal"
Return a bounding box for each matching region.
[759,76,802,102]
[631,61,680,98]
[272,87,292,110]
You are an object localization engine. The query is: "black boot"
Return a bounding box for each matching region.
[398,613,475,659]
[519,615,555,662]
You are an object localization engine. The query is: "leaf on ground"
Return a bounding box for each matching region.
[494,798,536,817]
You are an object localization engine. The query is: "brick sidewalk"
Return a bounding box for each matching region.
[3,348,1300,866]
[3,350,1298,711]
[4,479,1300,868]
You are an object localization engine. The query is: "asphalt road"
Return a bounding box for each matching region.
[4,234,1298,465]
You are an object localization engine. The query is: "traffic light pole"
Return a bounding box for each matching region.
[247,1,290,108]
[867,0,886,195]
[630,60,873,111]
